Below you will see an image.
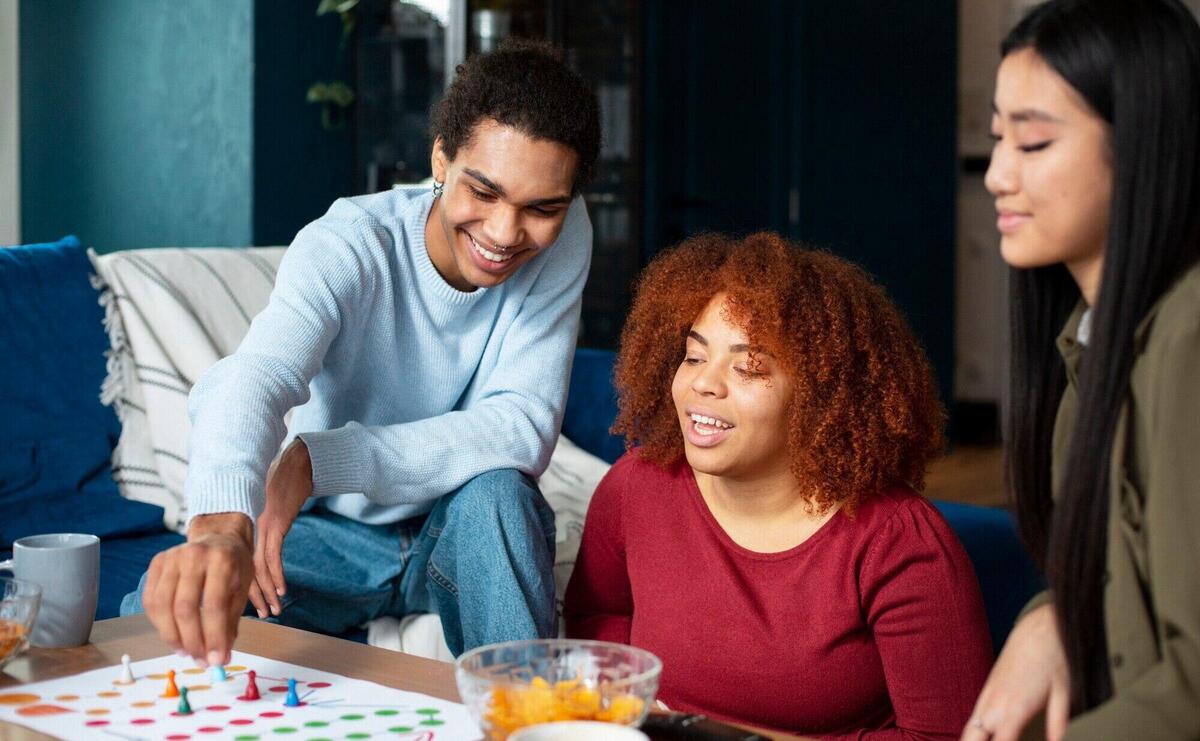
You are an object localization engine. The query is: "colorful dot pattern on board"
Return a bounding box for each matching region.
[0,654,466,739]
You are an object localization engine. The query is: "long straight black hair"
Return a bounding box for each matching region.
[1003,0,1200,713]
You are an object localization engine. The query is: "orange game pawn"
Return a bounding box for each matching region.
[238,670,260,701]
[161,669,180,698]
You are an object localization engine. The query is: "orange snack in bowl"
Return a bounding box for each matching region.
[484,675,645,739]
[0,619,29,664]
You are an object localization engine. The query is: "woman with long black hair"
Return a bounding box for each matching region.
[962,1,1200,739]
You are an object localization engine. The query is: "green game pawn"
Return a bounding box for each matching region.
[177,685,192,715]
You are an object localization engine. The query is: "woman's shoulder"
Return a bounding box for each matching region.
[1145,260,1200,350]
[852,487,956,540]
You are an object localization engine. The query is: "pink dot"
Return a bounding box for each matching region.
[269,685,288,693]
[85,720,110,727]
[198,727,222,734]
[166,736,191,740]
[131,718,155,725]
[206,705,230,711]
[230,718,254,725]
[306,681,331,688]
[259,710,284,718]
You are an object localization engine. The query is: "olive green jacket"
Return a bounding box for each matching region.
[1049,263,1200,738]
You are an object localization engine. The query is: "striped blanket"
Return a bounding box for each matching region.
[89,247,287,530]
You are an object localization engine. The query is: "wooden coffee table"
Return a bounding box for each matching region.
[0,616,805,741]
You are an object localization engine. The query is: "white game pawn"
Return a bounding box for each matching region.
[117,654,134,685]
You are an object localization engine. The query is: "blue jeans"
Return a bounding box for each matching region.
[121,469,557,656]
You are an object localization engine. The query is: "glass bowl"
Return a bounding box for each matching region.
[0,577,41,668]
[455,639,662,740]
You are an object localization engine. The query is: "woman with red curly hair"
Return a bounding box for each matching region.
[564,232,992,737]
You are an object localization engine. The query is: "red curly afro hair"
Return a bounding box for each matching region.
[612,231,945,512]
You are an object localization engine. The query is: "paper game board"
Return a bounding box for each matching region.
[0,650,482,740]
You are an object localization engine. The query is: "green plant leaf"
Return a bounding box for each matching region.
[316,0,358,16]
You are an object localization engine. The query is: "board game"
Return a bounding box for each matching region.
[0,650,482,740]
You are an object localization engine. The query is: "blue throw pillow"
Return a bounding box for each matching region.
[0,236,165,547]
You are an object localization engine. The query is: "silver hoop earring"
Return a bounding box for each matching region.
[432,180,445,198]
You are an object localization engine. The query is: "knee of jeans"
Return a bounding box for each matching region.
[448,469,549,528]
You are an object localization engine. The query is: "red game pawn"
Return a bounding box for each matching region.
[238,670,261,701]
[162,669,180,698]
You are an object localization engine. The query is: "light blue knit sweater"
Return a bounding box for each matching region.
[185,186,592,524]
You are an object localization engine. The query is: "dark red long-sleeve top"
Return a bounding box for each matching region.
[564,452,993,739]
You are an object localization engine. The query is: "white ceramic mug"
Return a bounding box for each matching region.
[0,533,99,647]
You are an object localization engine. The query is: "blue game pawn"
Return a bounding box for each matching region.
[177,686,192,715]
[283,677,300,707]
[210,664,228,684]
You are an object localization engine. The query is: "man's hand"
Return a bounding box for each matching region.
[249,439,314,618]
[142,512,254,667]
[961,602,1071,741]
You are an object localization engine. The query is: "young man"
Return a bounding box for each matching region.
[123,40,601,666]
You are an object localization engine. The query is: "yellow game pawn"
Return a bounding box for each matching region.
[161,669,179,698]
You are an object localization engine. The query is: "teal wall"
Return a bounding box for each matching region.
[20,1,255,252]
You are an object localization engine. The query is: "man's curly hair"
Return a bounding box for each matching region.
[613,232,945,513]
[430,38,600,191]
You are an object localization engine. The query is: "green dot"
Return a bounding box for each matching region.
[307,738,333,741]
[304,721,330,728]
[340,714,365,721]
[235,737,260,741]
[416,708,439,716]
[374,709,399,716]
[347,734,371,740]
[273,729,298,736]
[388,727,414,734]
[419,720,445,727]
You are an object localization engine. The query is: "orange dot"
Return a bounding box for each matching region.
[182,668,205,675]
[0,694,40,706]
[147,673,167,680]
[131,701,156,708]
[86,708,111,716]
[55,695,80,702]
[188,685,210,692]
[16,704,70,717]
[97,691,121,698]
[225,665,246,672]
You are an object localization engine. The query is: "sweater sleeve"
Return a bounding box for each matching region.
[822,498,993,741]
[185,199,384,521]
[1065,317,1200,740]
[297,197,592,504]
[563,453,635,644]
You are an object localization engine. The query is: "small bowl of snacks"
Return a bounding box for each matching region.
[455,639,662,740]
[0,577,41,668]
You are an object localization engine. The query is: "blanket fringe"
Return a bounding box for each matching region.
[89,259,131,422]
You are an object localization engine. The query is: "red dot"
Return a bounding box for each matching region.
[85,720,110,727]
[166,736,191,740]
[130,718,154,725]
[230,718,254,725]
[306,681,331,688]
[260,710,284,718]
[269,685,289,693]
[198,727,222,734]
[206,705,231,711]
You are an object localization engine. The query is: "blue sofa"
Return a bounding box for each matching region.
[1,238,1042,652]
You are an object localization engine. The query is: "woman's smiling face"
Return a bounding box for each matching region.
[671,293,794,483]
[429,119,578,292]
[985,47,1112,291]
